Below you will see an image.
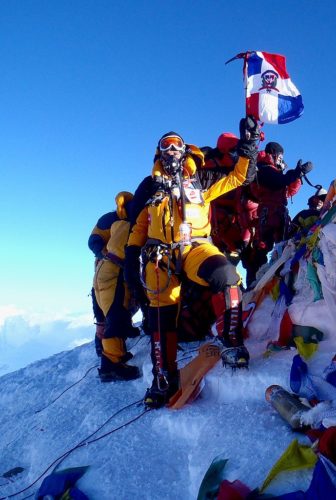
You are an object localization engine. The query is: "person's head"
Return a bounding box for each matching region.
[115,191,134,219]
[158,132,186,175]
[216,132,239,167]
[307,187,327,210]
[265,141,285,170]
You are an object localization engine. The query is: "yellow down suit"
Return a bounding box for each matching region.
[128,153,254,305]
[126,146,256,383]
[93,192,138,364]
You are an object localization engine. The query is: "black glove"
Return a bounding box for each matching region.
[295,160,314,177]
[148,191,166,206]
[239,115,260,142]
[237,115,260,160]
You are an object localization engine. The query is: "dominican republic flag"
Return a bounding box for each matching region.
[245,51,304,124]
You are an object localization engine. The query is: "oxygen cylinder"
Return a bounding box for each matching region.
[265,385,310,430]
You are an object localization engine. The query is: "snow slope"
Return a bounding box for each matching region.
[1,329,334,500]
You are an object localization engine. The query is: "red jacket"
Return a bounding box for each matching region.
[250,151,301,207]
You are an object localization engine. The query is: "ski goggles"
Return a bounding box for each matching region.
[159,136,185,152]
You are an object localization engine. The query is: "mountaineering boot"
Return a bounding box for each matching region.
[144,373,179,409]
[121,351,134,363]
[98,360,140,382]
[99,337,140,382]
[221,345,250,370]
[144,328,179,408]
[119,338,134,363]
[144,386,168,409]
[211,286,249,369]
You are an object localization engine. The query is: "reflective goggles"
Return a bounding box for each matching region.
[159,136,185,152]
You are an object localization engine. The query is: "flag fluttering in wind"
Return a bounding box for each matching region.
[227,51,304,124]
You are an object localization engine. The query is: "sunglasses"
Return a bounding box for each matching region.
[159,136,185,152]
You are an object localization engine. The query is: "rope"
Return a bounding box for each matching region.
[155,255,163,381]
[34,334,148,414]
[0,401,150,500]
[302,173,321,189]
[140,245,172,295]
[35,365,99,413]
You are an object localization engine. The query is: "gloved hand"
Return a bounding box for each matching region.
[150,191,166,206]
[295,160,314,177]
[239,115,260,142]
[237,115,260,160]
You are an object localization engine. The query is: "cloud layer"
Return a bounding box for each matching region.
[0,308,94,376]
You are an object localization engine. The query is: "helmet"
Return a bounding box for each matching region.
[307,187,327,209]
[315,187,327,199]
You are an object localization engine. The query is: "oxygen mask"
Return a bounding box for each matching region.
[162,154,183,177]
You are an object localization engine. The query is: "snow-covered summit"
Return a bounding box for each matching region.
[1,330,333,499]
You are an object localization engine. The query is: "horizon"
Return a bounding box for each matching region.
[1,0,336,369]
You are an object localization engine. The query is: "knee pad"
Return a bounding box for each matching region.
[198,254,240,293]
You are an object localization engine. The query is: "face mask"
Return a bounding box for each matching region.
[162,155,182,176]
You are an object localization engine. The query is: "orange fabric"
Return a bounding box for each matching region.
[115,191,133,219]
[102,337,126,363]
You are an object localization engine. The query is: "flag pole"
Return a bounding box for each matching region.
[242,52,250,117]
[225,51,252,117]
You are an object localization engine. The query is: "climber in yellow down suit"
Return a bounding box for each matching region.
[124,116,260,408]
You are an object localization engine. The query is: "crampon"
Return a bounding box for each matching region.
[221,345,250,370]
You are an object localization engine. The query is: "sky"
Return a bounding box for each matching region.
[1,0,336,362]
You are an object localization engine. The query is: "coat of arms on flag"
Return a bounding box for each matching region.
[227,51,304,125]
